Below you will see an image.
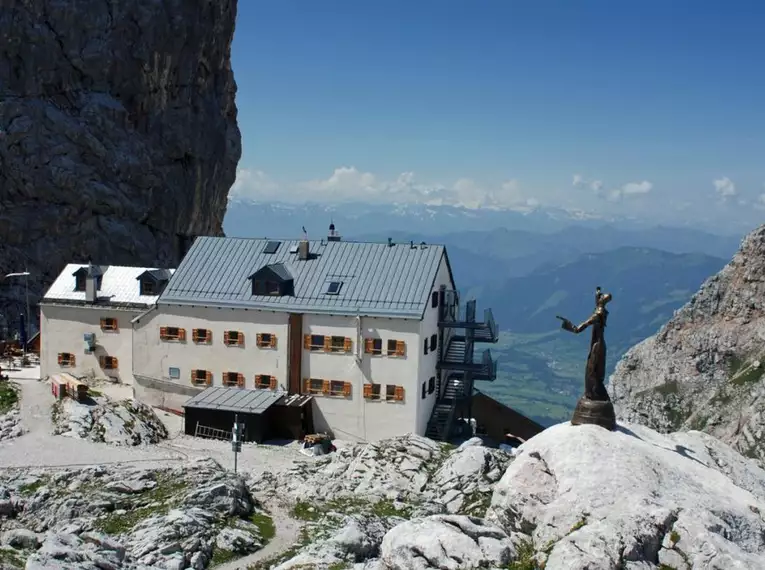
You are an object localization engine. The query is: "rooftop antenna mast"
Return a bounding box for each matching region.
[302,225,308,240]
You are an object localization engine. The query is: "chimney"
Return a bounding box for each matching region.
[298,240,310,260]
[387,237,394,247]
[327,221,341,242]
[85,262,99,304]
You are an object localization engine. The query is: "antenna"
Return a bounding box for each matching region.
[302,226,308,240]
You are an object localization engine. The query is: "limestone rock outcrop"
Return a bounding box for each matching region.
[609,224,765,461]
[52,396,169,446]
[0,0,241,318]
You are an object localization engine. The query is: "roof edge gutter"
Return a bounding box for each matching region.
[131,304,158,324]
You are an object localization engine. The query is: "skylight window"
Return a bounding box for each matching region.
[325,281,343,295]
[289,244,299,254]
[263,240,281,254]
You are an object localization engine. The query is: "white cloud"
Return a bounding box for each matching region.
[607,180,654,201]
[572,173,603,192]
[713,177,736,198]
[231,166,536,210]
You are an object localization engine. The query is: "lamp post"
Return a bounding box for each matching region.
[3,272,31,351]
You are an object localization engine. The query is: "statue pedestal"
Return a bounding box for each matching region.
[571,397,616,431]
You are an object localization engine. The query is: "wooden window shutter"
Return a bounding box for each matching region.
[237,373,245,388]
[70,354,76,366]
[190,370,197,382]
[343,338,352,352]
[343,382,351,397]
[270,335,277,348]
[323,336,332,351]
[111,357,119,368]
[395,341,406,357]
[160,326,168,339]
[363,384,372,399]
[223,330,230,344]
[204,330,211,343]
[269,376,277,390]
[394,386,405,401]
[256,333,263,346]
[192,328,199,341]
[303,378,310,393]
[100,318,107,328]
[57,353,63,365]
[112,319,119,331]
[237,332,244,345]
[322,380,330,394]
[364,339,373,354]
[303,335,311,349]
[205,371,212,386]
[178,328,186,341]
[99,356,105,367]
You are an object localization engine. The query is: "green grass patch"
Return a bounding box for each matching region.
[654,381,679,396]
[0,547,25,568]
[210,548,237,567]
[18,477,48,496]
[248,527,313,570]
[729,356,765,386]
[506,537,540,570]
[92,474,188,535]
[88,389,103,397]
[327,563,350,570]
[249,512,276,542]
[0,382,19,413]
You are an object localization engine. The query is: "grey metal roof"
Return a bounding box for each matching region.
[183,386,286,414]
[159,236,448,318]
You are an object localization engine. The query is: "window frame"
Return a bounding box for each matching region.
[100,317,119,332]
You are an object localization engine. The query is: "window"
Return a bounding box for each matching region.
[253,280,282,296]
[305,378,325,395]
[423,338,428,355]
[304,334,351,353]
[386,385,405,402]
[431,291,439,308]
[57,353,75,367]
[169,367,180,379]
[160,326,186,341]
[421,382,427,399]
[99,356,118,370]
[430,334,437,352]
[255,375,277,390]
[140,280,156,295]
[428,376,435,394]
[100,318,118,332]
[75,274,86,292]
[330,335,348,353]
[256,333,277,349]
[263,240,281,254]
[330,380,351,397]
[224,330,244,346]
[325,281,343,295]
[387,339,406,357]
[363,383,382,400]
[192,328,212,344]
[191,369,212,386]
[223,372,244,388]
[364,338,383,355]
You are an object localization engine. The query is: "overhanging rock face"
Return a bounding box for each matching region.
[0,0,241,316]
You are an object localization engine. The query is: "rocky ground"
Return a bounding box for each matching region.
[0,382,24,443]
[610,224,765,463]
[52,395,168,446]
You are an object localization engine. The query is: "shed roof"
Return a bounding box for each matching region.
[42,264,176,308]
[159,236,451,319]
[183,386,286,415]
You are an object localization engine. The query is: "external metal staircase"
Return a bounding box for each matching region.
[425,297,499,442]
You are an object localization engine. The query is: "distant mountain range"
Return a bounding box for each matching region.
[224,199,751,240]
[484,247,727,350]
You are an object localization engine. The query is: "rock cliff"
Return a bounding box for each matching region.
[609,224,765,461]
[0,0,241,320]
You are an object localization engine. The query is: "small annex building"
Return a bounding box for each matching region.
[183,386,314,443]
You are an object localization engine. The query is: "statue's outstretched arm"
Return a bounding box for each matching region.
[556,313,597,334]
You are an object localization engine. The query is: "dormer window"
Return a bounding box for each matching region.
[249,263,294,298]
[136,269,171,297]
[73,267,103,292]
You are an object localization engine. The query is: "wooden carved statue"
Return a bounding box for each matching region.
[556,287,616,430]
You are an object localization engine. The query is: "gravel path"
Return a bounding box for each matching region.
[216,498,303,570]
[0,377,185,470]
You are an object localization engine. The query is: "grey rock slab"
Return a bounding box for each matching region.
[485,422,765,569]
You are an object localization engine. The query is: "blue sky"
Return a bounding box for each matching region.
[231,1,765,225]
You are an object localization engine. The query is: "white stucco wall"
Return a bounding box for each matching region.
[132,305,290,389]
[40,304,143,384]
[302,313,422,442]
